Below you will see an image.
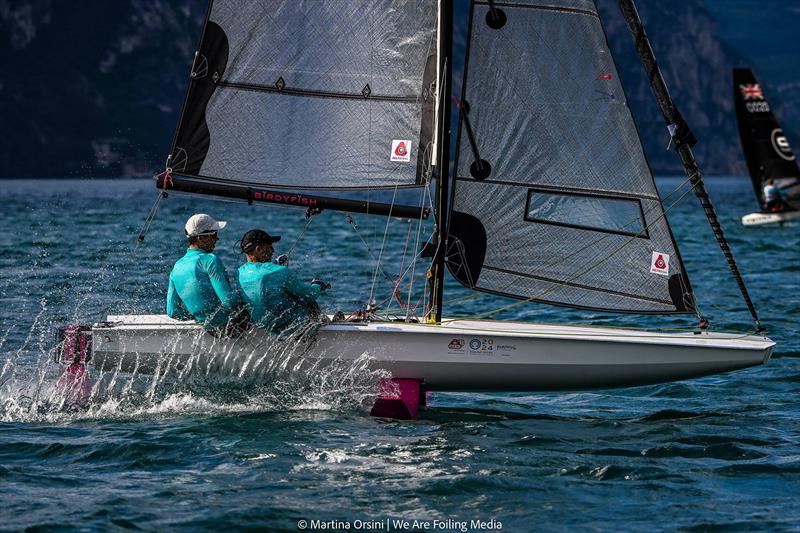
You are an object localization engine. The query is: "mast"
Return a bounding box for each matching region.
[428,0,454,324]
[618,0,764,331]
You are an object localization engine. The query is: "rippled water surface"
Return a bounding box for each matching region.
[0,177,798,531]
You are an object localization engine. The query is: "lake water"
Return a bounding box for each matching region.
[0,177,798,531]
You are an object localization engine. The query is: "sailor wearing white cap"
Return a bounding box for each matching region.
[166,214,246,332]
[184,213,227,237]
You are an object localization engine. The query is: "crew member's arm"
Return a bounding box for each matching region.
[204,255,242,309]
[166,276,192,320]
[284,269,321,301]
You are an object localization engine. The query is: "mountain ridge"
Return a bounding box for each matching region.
[0,0,797,178]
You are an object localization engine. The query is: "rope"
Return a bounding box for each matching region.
[388,220,414,311]
[368,186,399,307]
[156,167,173,192]
[135,168,174,247]
[135,193,165,248]
[421,179,443,322]
[283,210,316,259]
[340,170,434,321]
[345,214,396,287]
[406,185,430,321]
[390,181,434,315]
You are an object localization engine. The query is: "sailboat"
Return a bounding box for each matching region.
[734,68,800,226]
[57,0,773,417]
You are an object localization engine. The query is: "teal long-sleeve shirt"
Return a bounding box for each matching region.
[167,248,241,329]
[237,262,320,334]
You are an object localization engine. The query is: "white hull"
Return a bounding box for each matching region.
[86,315,774,392]
[741,210,800,226]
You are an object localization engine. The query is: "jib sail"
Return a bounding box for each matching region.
[733,68,800,211]
[446,0,694,314]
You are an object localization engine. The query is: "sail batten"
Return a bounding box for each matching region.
[447,0,694,314]
[167,171,426,192]
[475,1,598,18]
[216,81,423,104]
[481,266,676,306]
[453,177,662,202]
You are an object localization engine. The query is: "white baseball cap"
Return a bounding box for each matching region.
[185,213,227,237]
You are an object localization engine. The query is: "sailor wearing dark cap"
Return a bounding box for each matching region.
[166,214,244,331]
[237,229,329,335]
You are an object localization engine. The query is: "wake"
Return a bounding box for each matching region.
[0,323,389,424]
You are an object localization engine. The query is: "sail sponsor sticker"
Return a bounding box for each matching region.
[771,128,796,161]
[391,140,412,162]
[650,252,670,276]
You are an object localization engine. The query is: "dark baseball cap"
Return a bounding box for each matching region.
[240,229,281,253]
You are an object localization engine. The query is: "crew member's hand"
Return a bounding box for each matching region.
[311,278,331,291]
[274,254,289,266]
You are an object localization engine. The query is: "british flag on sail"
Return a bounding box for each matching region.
[739,84,764,100]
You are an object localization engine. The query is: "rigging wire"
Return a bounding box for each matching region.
[405,184,431,321]
[135,168,174,248]
[368,186,400,307]
[283,209,318,259]
[345,214,396,287]
[388,220,414,312]
[341,152,436,322]
[135,192,166,249]
[421,178,443,322]
[386,171,436,317]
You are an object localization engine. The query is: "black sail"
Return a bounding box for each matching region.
[733,68,800,211]
[446,0,694,314]
[168,0,440,191]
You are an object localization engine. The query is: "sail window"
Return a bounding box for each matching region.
[524,189,648,238]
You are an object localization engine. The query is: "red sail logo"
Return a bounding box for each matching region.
[650,251,669,275]
[391,139,412,162]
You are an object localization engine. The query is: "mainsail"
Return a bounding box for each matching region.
[446,0,694,314]
[168,0,440,191]
[733,68,800,212]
